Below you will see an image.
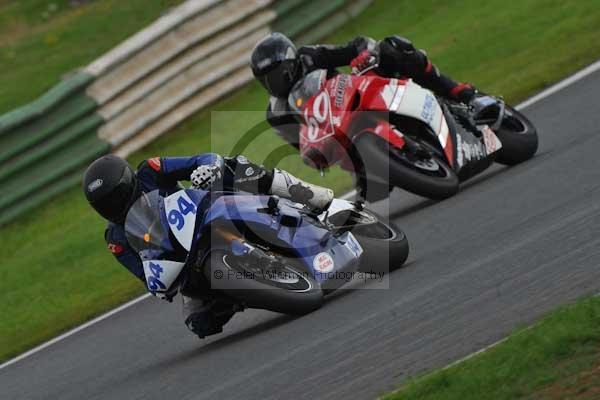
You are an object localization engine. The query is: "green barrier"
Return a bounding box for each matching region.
[0,72,94,136]
[273,0,347,39]
[0,93,97,165]
[0,134,110,213]
[0,0,369,227]
[0,114,104,184]
[272,0,304,18]
[295,0,371,45]
[0,69,100,226]
[0,170,83,227]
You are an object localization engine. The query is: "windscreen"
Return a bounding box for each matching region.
[124,190,174,259]
[288,69,327,113]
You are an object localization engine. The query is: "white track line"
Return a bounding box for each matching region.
[2,60,600,372]
[0,294,151,371]
[516,59,600,110]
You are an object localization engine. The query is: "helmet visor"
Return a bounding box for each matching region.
[257,59,298,98]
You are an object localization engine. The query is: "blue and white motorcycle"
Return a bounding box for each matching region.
[125,189,409,314]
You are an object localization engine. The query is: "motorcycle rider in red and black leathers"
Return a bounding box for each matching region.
[251,33,499,153]
[82,153,333,338]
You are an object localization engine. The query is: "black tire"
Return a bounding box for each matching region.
[328,207,409,273]
[350,214,409,273]
[204,250,323,315]
[494,105,538,165]
[354,133,459,200]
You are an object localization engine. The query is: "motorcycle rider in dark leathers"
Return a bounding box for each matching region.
[251,33,499,155]
[82,153,333,338]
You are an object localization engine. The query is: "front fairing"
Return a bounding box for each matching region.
[201,194,361,284]
[125,189,210,293]
[126,190,362,292]
[288,69,328,113]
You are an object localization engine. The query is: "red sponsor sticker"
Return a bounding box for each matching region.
[108,243,124,255]
[148,157,161,172]
[313,252,334,273]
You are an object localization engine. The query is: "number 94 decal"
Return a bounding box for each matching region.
[167,195,196,231]
[164,190,197,251]
[142,260,185,293]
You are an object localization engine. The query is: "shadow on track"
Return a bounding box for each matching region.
[324,260,418,304]
[126,313,296,378]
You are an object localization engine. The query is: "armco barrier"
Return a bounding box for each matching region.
[0,0,372,227]
[0,70,105,225]
[0,72,94,135]
[107,0,372,156]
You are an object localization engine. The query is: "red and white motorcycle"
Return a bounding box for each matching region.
[290,62,538,201]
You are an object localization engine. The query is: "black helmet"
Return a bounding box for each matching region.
[251,32,300,98]
[82,155,140,224]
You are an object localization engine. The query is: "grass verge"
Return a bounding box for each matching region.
[0,0,182,114]
[2,0,600,362]
[383,296,600,400]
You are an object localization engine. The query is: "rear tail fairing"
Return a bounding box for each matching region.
[358,78,456,165]
[359,77,505,179]
[194,192,361,287]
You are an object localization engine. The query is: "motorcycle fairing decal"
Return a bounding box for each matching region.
[373,120,406,149]
[301,90,336,143]
[333,75,352,108]
[381,79,406,111]
[455,133,487,167]
[438,113,454,164]
[143,259,185,293]
[481,125,503,155]
[313,252,335,273]
[164,190,197,251]
[342,232,363,258]
[304,237,360,283]
[388,80,454,164]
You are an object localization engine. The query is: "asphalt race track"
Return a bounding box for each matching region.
[3,67,600,400]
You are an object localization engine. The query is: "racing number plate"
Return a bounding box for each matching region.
[345,232,363,258]
[164,190,197,251]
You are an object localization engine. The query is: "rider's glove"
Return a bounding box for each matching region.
[351,50,377,74]
[191,164,222,190]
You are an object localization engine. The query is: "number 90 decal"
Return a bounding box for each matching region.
[304,91,333,142]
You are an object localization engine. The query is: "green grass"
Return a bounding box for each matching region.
[383,297,600,400]
[3,0,600,362]
[0,0,182,114]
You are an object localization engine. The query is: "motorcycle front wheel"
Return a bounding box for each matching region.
[328,207,409,273]
[204,250,323,315]
[354,133,459,200]
[494,105,538,165]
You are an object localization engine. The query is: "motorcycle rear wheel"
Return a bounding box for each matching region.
[494,105,538,165]
[204,250,323,315]
[354,133,459,200]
